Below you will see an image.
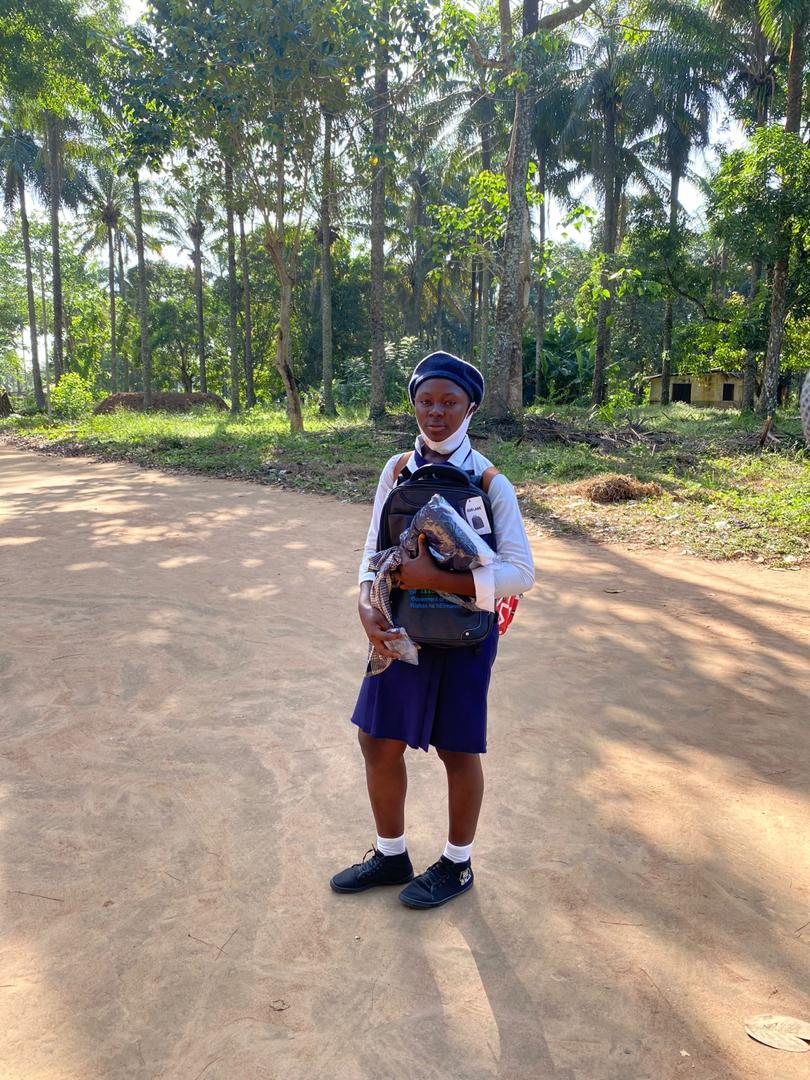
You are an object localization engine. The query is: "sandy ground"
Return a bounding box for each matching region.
[0,442,809,1080]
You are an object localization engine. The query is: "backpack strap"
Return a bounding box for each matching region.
[480,466,500,494]
[393,451,414,484]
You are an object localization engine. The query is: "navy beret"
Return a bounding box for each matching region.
[408,352,485,407]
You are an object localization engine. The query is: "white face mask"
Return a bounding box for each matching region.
[417,405,475,454]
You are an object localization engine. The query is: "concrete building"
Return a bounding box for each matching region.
[645,369,744,408]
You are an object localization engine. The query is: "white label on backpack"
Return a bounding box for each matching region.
[464,496,489,535]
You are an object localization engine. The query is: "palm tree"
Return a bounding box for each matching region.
[237,201,256,408]
[164,178,213,394]
[638,9,725,403]
[130,168,152,407]
[531,36,578,401]
[489,0,595,420]
[40,111,89,385]
[369,3,389,422]
[77,164,134,393]
[714,0,782,408]
[0,119,47,408]
[42,112,66,383]
[565,9,657,404]
[222,160,240,413]
[757,0,808,418]
[319,108,337,416]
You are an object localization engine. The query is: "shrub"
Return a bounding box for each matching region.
[336,336,423,408]
[51,373,95,421]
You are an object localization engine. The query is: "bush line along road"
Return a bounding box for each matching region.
[2,402,808,566]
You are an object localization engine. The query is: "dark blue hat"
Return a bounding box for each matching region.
[408,352,485,407]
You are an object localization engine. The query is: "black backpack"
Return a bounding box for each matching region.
[376,453,499,647]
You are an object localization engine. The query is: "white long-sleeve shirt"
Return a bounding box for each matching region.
[358,434,536,612]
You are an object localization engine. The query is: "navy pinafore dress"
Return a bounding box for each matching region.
[350,446,498,754]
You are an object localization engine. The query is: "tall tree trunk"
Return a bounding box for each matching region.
[758,15,806,419]
[491,0,542,421]
[436,275,444,349]
[406,174,426,341]
[742,258,761,411]
[660,167,680,407]
[223,162,240,413]
[115,231,130,392]
[490,87,532,420]
[192,229,206,394]
[369,7,389,422]
[38,254,51,411]
[276,268,304,430]
[467,259,477,363]
[106,225,118,394]
[592,101,618,406]
[478,98,494,383]
[132,172,151,408]
[267,137,304,432]
[64,306,75,369]
[17,176,45,409]
[45,113,64,383]
[533,153,546,402]
[479,266,491,383]
[320,109,336,416]
[179,349,193,392]
[239,211,256,408]
[616,191,628,247]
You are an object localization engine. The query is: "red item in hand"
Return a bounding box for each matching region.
[496,595,519,636]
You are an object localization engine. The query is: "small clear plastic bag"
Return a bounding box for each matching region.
[387,627,420,665]
[400,494,498,572]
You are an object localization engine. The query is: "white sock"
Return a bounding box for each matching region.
[376,833,406,857]
[444,840,473,864]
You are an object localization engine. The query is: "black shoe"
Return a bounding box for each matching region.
[399,855,474,909]
[330,848,414,894]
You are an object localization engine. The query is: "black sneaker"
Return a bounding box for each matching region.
[398,855,474,909]
[330,848,414,894]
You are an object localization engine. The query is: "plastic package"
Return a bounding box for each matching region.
[400,494,498,573]
[387,627,420,665]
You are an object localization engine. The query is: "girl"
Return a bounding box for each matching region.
[330,352,535,908]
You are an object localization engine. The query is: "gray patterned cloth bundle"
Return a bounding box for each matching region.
[366,546,407,676]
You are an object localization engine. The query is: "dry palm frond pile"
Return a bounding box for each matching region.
[569,473,664,503]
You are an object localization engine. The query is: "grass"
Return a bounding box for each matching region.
[2,401,808,566]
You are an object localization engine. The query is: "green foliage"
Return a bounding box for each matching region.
[674,295,747,374]
[528,311,595,402]
[595,384,639,423]
[709,127,810,267]
[427,170,510,271]
[4,403,807,564]
[783,315,810,375]
[51,371,94,420]
[336,336,422,408]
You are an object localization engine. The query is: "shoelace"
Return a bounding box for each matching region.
[355,848,385,878]
[419,858,454,890]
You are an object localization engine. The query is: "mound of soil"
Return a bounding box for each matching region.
[94,392,228,414]
[570,473,664,503]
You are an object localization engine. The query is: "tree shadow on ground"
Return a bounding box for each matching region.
[0,443,808,1080]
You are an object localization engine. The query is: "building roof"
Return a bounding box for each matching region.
[643,369,744,381]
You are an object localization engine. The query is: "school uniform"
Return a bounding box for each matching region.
[350,433,535,754]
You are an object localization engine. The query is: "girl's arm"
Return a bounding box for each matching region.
[357,454,401,585]
[396,535,476,595]
[469,475,535,612]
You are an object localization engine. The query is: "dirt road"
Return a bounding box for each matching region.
[1,442,808,1080]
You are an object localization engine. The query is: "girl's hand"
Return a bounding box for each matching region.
[395,534,438,591]
[358,596,403,660]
